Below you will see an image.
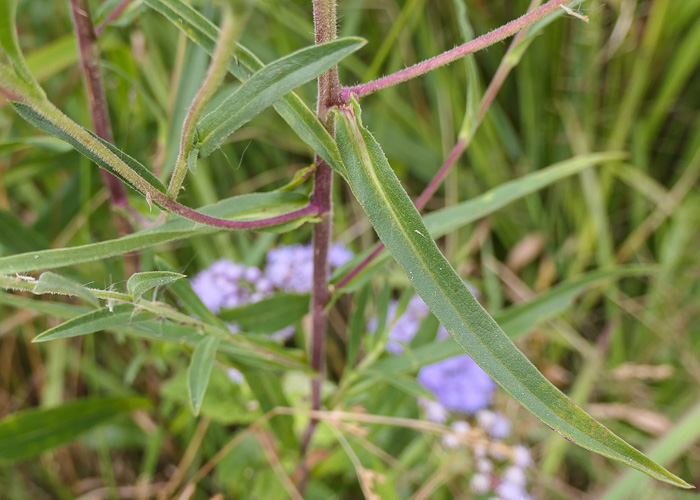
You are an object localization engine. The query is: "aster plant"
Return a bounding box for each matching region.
[0,0,693,496]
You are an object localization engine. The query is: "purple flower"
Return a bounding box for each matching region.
[417,355,496,414]
[383,295,431,354]
[265,242,352,293]
[191,260,265,314]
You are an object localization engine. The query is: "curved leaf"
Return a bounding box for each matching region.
[333,100,689,488]
[197,37,365,157]
[145,0,346,175]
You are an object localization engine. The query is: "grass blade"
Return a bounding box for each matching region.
[334,100,689,488]
[0,396,151,464]
[218,293,309,334]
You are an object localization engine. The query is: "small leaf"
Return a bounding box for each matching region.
[218,293,309,333]
[127,271,185,301]
[33,304,153,342]
[0,396,151,464]
[197,37,365,157]
[334,99,689,488]
[187,333,222,416]
[33,271,99,307]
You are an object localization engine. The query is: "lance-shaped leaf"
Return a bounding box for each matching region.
[145,0,346,175]
[0,396,151,464]
[0,191,308,275]
[10,102,166,194]
[197,37,365,157]
[127,271,185,301]
[33,304,154,342]
[187,333,221,416]
[333,100,689,488]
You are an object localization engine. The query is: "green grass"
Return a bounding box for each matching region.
[1,0,699,498]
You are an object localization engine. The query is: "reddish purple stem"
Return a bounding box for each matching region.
[340,0,569,101]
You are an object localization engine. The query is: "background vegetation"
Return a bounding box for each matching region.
[1,0,699,498]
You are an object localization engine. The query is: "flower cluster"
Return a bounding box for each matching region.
[191,241,353,323]
[376,290,534,500]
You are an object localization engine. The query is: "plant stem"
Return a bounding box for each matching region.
[70,0,129,208]
[70,0,141,273]
[167,3,238,200]
[340,0,570,101]
[300,0,338,480]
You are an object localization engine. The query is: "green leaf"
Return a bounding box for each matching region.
[0,0,40,92]
[333,100,689,488]
[144,0,346,175]
[33,272,99,307]
[423,152,625,239]
[187,333,222,416]
[0,191,308,275]
[197,37,365,157]
[218,293,309,334]
[331,152,622,290]
[33,304,154,343]
[0,396,151,464]
[127,271,185,301]
[155,256,227,329]
[10,101,166,194]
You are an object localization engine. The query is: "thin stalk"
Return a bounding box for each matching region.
[69,0,129,208]
[17,94,319,230]
[299,0,338,483]
[340,0,570,101]
[70,0,141,273]
[167,4,239,200]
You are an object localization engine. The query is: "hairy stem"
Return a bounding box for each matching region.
[340,0,570,101]
[167,3,239,200]
[300,0,338,481]
[69,0,142,273]
[70,0,129,207]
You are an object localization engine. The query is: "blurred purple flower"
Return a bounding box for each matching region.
[418,354,496,414]
[191,260,268,314]
[265,242,352,293]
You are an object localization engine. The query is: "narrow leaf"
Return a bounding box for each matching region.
[334,100,688,488]
[33,272,99,307]
[33,304,153,342]
[197,37,364,157]
[127,271,185,301]
[0,396,150,464]
[0,191,308,275]
[331,152,622,289]
[10,101,166,193]
[144,0,346,175]
[187,333,222,416]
